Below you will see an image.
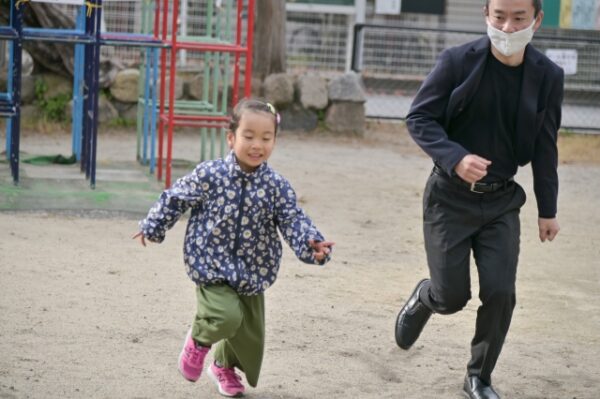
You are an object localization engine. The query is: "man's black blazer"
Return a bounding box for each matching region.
[406,36,564,218]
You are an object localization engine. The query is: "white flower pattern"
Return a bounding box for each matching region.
[139,152,329,295]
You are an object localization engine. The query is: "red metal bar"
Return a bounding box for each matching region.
[171,122,229,128]
[174,42,247,52]
[232,0,243,107]
[157,120,229,129]
[245,0,255,98]
[165,0,180,188]
[160,114,227,121]
[159,114,229,122]
[171,115,230,122]
[156,0,255,188]
[157,0,169,181]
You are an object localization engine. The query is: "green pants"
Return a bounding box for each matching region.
[192,284,265,387]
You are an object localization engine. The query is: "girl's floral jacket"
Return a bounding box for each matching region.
[139,152,330,295]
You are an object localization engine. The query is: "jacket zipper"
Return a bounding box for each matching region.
[232,177,247,256]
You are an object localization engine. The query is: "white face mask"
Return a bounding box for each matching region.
[487,18,536,57]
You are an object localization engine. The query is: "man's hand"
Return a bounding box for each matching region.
[309,239,335,262]
[454,154,492,183]
[538,218,560,242]
[132,231,147,247]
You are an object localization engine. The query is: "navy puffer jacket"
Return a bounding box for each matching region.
[140,152,330,295]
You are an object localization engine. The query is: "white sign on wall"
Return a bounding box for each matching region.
[545,49,578,75]
[31,0,85,5]
[375,0,401,15]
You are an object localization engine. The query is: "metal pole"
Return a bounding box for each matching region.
[165,0,180,188]
[89,0,103,188]
[157,0,169,181]
[231,0,242,106]
[150,47,159,174]
[72,5,86,159]
[220,0,233,157]
[244,0,254,98]
[180,0,187,66]
[9,0,23,184]
[81,0,94,175]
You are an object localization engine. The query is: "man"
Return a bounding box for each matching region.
[395,0,563,398]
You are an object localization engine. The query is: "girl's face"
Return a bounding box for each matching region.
[227,110,276,173]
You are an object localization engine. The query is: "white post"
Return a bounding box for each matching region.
[180,0,188,66]
[345,0,366,72]
[355,0,366,23]
[345,14,355,72]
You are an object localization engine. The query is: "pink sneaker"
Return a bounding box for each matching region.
[207,362,246,397]
[178,329,210,382]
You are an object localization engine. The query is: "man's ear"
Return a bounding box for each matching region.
[534,10,544,32]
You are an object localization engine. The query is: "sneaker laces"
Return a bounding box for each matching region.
[185,344,207,366]
[217,366,243,388]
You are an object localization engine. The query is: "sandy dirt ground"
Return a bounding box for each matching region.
[1,125,599,399]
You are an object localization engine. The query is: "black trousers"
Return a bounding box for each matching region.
[418,170,527,385]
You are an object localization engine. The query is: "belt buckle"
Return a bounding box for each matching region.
[470,182,485,194]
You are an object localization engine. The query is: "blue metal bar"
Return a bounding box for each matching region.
[149,47,159,174]
[0,105,17,117]
[0,27,18,40]
[5,40,14,159]
[88,0,103,188]
[8,0,23,184]
[3,0,169,187]
[142,48,152,165]
[80,1,94,175]
[22,28,94,44]
[100,32,168,48]
[71,6,87,160]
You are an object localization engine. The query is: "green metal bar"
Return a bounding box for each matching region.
[210,127,216,159]
[136,0,156,162]
[200,0,216,161]
[220,0,234,157]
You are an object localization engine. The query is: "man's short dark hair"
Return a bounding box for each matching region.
[485,0,542,17]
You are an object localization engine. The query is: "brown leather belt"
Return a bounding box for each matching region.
[432,165,514,194]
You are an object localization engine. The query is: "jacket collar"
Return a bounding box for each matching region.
[445,37,490,127]
[225,151,268,179]
[469,36,491,55]
[463,38,547,156]
[446,37,545,131]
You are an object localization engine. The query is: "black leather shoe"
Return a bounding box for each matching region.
[395,279,432,349]
[463,375,500,399]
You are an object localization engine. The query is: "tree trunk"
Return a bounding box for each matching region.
[252,0,286,82]
[23,3,77,77]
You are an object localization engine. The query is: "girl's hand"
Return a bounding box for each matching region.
[132,231,147,247]
[309,240,335,262]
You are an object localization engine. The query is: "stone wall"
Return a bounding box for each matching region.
[261,71,366,135]
[2,59,366,134]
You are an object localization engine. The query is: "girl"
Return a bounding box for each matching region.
[133,98,334,397]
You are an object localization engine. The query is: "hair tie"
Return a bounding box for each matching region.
[265,102,276,115]
[15,0,30,9]
[265,102,281,128]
